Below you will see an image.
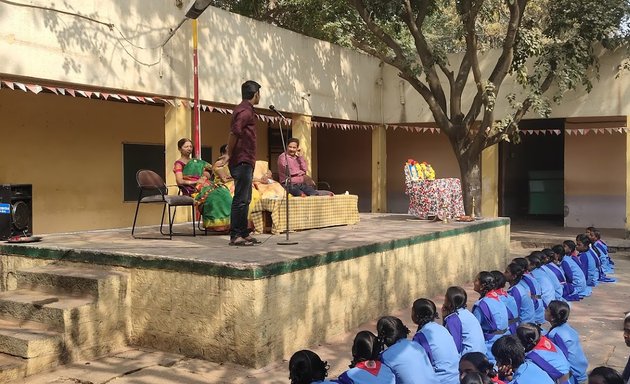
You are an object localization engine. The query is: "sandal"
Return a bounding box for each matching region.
[243,236,261,244]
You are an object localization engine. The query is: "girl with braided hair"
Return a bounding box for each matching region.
[337,331,395,384]
[515,322,571,383]
[505,262,536,324]
[410,298,459,384]
[545,301,588,384]
[377,316,438,384]
[471,271,510,364]
[441,286,486,356]
[288,350,335,384]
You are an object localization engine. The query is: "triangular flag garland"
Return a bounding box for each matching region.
[2,78,629,134]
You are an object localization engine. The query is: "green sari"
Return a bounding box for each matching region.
[182,159,232,231]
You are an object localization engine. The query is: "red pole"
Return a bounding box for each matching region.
[192,19,201,159]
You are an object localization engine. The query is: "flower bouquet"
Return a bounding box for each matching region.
[405,159,436,181]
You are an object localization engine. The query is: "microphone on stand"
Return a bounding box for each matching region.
[269,105,287,119]
[269,104,297,245]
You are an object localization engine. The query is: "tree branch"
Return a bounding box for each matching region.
[401,0,448,112]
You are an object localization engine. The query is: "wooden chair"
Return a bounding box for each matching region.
[131,170,196,239]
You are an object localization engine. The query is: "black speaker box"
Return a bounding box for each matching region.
[0,184,33,240]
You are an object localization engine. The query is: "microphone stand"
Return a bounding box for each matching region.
[270,106,298,245]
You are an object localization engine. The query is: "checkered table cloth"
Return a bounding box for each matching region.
[405,178,465,220]
[251,195,359,234]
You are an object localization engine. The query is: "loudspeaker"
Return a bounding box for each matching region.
[0,184,33,240]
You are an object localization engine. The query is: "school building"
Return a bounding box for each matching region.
[1,1,629,234]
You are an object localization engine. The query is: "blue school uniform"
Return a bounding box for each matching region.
[337,361,396,384]
[589,245,616,282]
[547,323,588,384]
[472,291,510,363]
[594,239,614,273]
[540,264,565,301]
[530,268,555,308]
[496,289,519,334]
[380,338,438,384]
[577,251,599,287]
[443,308,486,356]
[522,274,545,323]
[509,361,555,384]
[525,336,571,383]
[560,256,592,298]
[313,381,336,384]
[412,322,460,384]
[545,263,581,301]
[508,280,536,324]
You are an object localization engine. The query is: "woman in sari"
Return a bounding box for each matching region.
[213,145,261,223]
[173,138,232,232]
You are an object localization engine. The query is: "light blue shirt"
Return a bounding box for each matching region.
[547,323,588,383]
[412,322,460,384]
[509,361,554,384]
[380,338,439,384]
[443,308,486,356]
[530,268,556,308]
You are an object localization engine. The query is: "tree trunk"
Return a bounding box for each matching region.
[457,152,482,217]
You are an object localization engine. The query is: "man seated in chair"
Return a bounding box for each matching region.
[277,138,318,197]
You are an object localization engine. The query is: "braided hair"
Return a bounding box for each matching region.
[412,298,439,329]
[547,300,571,332]
[506,262,525,286]
[288,350,329,384]
[376,316,410,347]
[515,322,542,352]
[350,331,382,368]
[476,271,496,297]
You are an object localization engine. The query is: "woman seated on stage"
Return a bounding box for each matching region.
[173,138,232,232]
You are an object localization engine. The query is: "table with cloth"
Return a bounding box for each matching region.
[250,194,360,234]
[405,177,465,220]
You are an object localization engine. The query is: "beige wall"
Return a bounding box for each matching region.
[564,132,626,228]
[0,89,164,233]
[0,1,383,123]
[0,90,266,233]
[386,131,460,213]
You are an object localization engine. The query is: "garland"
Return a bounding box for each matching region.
[405,159,435,181]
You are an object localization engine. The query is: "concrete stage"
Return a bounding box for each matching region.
[0,214,510,369]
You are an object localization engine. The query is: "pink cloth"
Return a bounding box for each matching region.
[277,152,308,184]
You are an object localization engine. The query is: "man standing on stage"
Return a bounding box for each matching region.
[226,80,261,246]
[278,138,318,197]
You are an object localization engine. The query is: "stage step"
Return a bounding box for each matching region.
[0,263,129,382]
[0,353,26,382]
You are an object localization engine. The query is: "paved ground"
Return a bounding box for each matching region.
[11,225,630,383]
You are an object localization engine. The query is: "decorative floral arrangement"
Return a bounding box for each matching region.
[405,159,436,181]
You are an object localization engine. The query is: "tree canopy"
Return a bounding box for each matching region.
[212,0,630,212]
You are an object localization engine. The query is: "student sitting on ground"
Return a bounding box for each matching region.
[540,248,568,302]
[589,366,625,384]
[377,316,438,384]
[545,300,589,384]
[491,335,554,383]
[576,234,600,287]
[505,262,536,324]
[526,252,557,308]
[459,352,505,384]
[411,298,460,384]
[561,240,592,298]
[441,286,486,357]
[490,270,520,335]
[337,330,396,384]
[471,272,510,364]
[587,227,615,274]
[551,245,581,301]
[512,257,545,324]
[515,322,571,384]
[288,350,336,384]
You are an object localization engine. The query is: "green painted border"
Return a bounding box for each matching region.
[0,218,509,279]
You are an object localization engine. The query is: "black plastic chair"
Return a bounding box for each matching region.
[131,170,196,239]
